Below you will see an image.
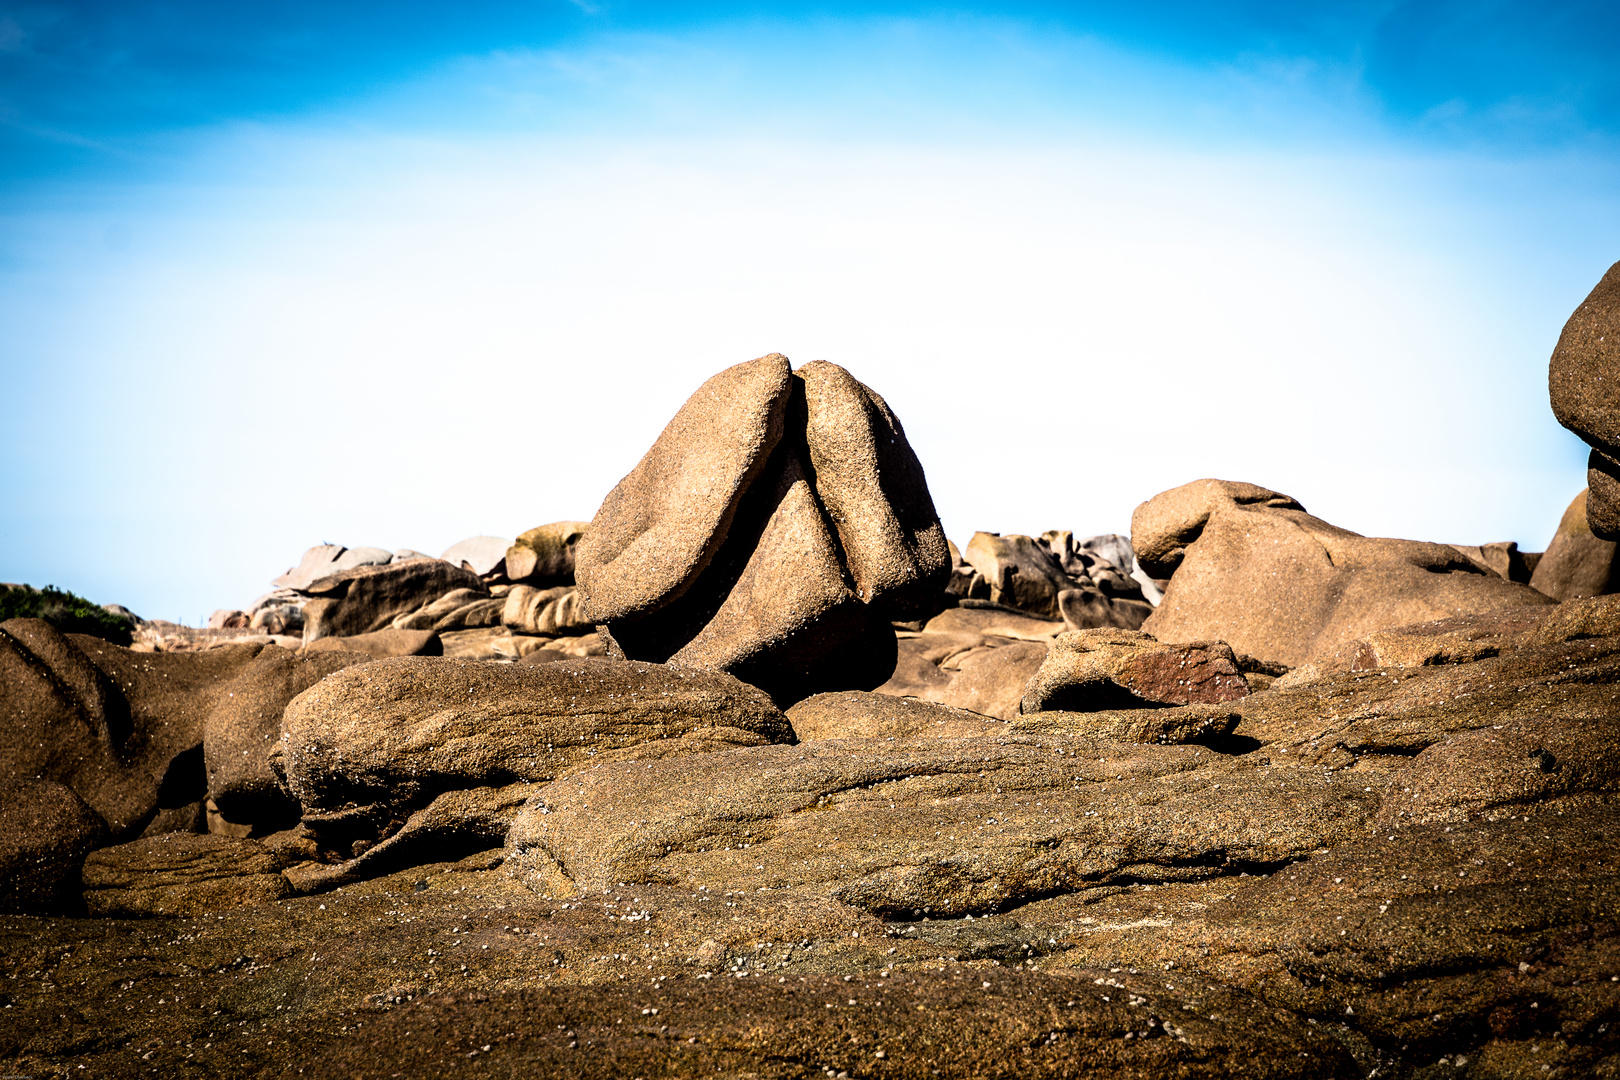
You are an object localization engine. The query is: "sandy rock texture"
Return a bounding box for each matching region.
[1550,258,1620,536]
[577,354,949,702]
[1134,479,1554,667]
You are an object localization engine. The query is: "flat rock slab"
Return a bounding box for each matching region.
[786,691,1006,741]
[82,832,290,917]
[506,735,1381,916]
[279,656,793,851]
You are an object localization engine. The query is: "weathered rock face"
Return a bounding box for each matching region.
[576,355,949,702]
[81,832,291,917]
[0,779,106,913]
[962,533,1075,619]
[499,585,592,635]
[1528,488,1619,600]
[505,734,1380,914]
[302,559,486,641]
[202,644,373,829]
[1020,629,1250,714]
[1549,258,1620,537]
[0,618,264,839]
[576,354,795,624]
[505,521,590,586]
[1134,479,1554,666]
[786,691,1007,741]
[277,657,794,858]
[439,536,513,579]
[796,359,951,618]
[301,628,441,658]
[876,632,1049,721]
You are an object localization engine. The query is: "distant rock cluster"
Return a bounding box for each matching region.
[6,262,1620,1078]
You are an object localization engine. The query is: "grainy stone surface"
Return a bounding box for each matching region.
[575,353,794,624]
[1135,479,1554,666]
[0,779,106,913]
[1550,258,1620,537]
[278,656,793,853]
[786,691,1007,741]
[81,832,291,917]
[1021,629,1250,714]
[303,559,486,640]
[1528,487,1619,599]
[797,359,951,618]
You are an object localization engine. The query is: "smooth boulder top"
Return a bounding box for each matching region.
[786,690,1005,741]
[797,359,950,617]
[1550,259,1620,537]
[1133,478,1554,667]
[439,535,513,577]
[576,353,794,624]
[278,656,794,824]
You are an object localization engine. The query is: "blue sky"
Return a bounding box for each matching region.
[2,1,1618,620]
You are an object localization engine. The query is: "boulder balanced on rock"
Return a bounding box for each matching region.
[575,354,951,702]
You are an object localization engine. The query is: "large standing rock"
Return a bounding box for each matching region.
[277,657,794,861]
[0,618,264,838]
[505,521,590,585]
[577,354,795,624]
[577,355,948,703]
[301,559,485,641]
[1549,258,1620,537]
[0,780,107,913]
[1134,479,1555,667]
[1021,629,1250,714]
[796,360,950,617]
[1528,488,1619,600]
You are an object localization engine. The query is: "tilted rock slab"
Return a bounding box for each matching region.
[576,354,950,702]
[1549,258,1620,537]
[1133,479,1554,667]
[506,734,1381,916]
[278,656,793,855]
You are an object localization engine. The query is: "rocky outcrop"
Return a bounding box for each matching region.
[277,657,793,867]
[0,618,265,839]
[953,531,1154,629]
[1549,258,1620,536]
[1020,629,1250,714]
[202,644,373,830]
[439,536,512,578]
[1134,479,1554,666]
[505,521,590,585]
[1528,488,1619,599]
[577,355,949,702]
[0,779,106,913]
[302,559,486,641]
[785,691,1007,741]
[81,833,291,916]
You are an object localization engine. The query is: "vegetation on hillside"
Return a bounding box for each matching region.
[0,584,135,646]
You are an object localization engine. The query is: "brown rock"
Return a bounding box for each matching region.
[278,657,793,858]
[203,644,374,828]
[1021,629,1250,714]
[796,360,951,617]
[875,632,1048,720]
[1528,488,1619,600]
[0,619,264,838]
[1057,587,1154,631]
[82,832,290,916]
[922,604,1064,641]
[1134,478,1554,666]
[1447,540,1535,583]
[302,628,442,658]
[576,353,794,624]
[505,733,1378,915]
[0,779,107,913]
[1549,258,1620,537]
[961,532,1075,619]
[505,521,590,586]
[500,585,591,636]
[785,691,1005,741]
[302,559,485,640]
[1011,702,1238,745]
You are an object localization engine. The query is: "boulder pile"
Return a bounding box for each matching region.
[5,268,1620,1079]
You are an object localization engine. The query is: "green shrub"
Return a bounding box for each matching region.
[0,584,135,646]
